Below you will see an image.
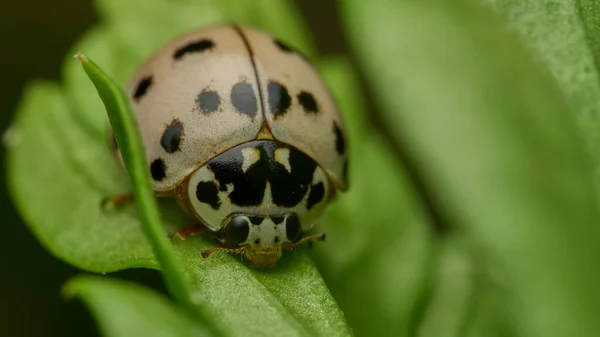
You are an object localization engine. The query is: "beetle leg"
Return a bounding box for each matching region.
[168,224,206,240]
[101,193,134,210]
[201,246,246,259]
[101,189,173,210]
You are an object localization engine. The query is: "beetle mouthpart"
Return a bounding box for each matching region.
[283,233,326,251]
[201,246,246,259]
[245,248,282,268]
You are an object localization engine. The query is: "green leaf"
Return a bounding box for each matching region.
[480,0,600,186]
[311,58,435,337]
[64,276,206,337]
[341,2,600,337]
[314,134,433,337]
[7,79,162,270]
[76,53,202,326]
[94,0,315,63]
[7,4,351,337]
[578,0,600,71]
[417,240,489,337]
[94,0,224,62]
[214,0,316,56]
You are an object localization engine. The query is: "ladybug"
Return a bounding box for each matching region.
[108,25,348,268]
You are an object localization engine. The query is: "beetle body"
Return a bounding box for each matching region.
[118,25,348,267]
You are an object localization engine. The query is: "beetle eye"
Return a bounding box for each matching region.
[225,216,250,246]
[285,214,301,242]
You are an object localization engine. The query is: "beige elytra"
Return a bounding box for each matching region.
[125,24,348,193]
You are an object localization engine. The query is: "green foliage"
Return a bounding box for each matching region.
[7,0,600,336]
[579,0,600,72]
[482,0,600,180]
[64,276,206,337]
[341,1,600,337]
[75,53,202,326]
[311,58,435,337]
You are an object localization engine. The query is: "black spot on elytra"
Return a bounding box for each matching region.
[268,81,291,118]
[254,238,261,245]
[196,181,220,210]
[207,140,317,207]
[307,182,325,210]
[273,38,308,60]
[298,91,318,114]
[248,216,263,226]
[274,38,294,53]
[196,90,220,114]
[150,158,166,181]
[285,214,301,242]
[173,39,215,60]
[133,76,153,101]
[333,122,346,155]
[271,216,285,225]
[231,82,258,118]
[160,120,184,153]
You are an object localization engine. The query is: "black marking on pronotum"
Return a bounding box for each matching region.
[274,236,280,243]
[297,91,318,114]
[232,25,267,120]
[267,81,291,118]
[173,39,215,60]
[160,119,184,153]
[196,90,220,114]
[205,140,317,208]
[133,76,153,101]
[271,216,285,225]
[307,182,325,210]
[254,238,261,245]
[248,216,263,226]
[196,181,220,210]
[333,122,346,155]
[150,158,167,181]
[231,82,258,118]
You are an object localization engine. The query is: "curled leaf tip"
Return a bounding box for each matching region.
[2,126,19,149]
[73,52,87,62]
[61,276,95,300]
[60,281,77,300]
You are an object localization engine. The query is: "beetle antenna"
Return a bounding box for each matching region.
[201,247,246,259]
[284,233,326,251]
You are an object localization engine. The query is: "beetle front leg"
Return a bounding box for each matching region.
[101,190,172,210]
[168,223,206,240]
[101,193,134,210]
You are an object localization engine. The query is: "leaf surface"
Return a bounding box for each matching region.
[482,0,600,186]
[64,276,206,337]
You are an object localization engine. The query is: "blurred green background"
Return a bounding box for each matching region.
[0,1,346,336]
